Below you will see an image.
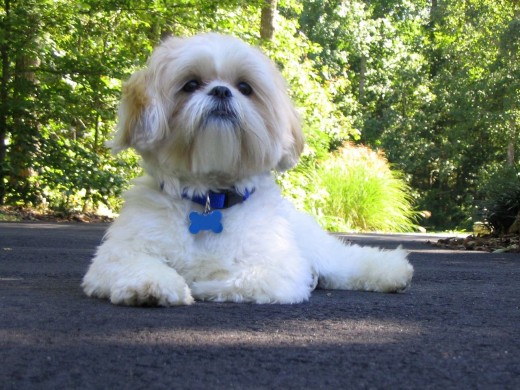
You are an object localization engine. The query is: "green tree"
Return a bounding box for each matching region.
[0,0,267,211]
[0,0,45,205]
[2,0,517,232]
[411,0,520,229]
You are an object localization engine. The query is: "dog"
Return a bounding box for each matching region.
[82,33,413,306]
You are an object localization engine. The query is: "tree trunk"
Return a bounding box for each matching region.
[430,0,438,16]
[260,0,277,41]
[428,0,440,78]
[359,55,367,103]
[0,0,10,205]
[7,3,41,205]
[507,116,516,166]
[8,52,40,204]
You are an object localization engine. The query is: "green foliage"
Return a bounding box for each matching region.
[262,17,358,159]
[302,0,520,230]
[37,125,142,212]
[477,166,520,234]
[1,0,518,232]
[306,144,418,232]
[1,0,266,212]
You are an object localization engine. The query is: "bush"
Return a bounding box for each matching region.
[305,144,418,232]
[477,166,520,234]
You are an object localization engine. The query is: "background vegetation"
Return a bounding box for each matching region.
[1,0,519,231]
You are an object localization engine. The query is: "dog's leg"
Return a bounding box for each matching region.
[82,248,194,306]
[291,211,413,293]
[189,252,314,304]
[190,269,313,304]
[314,237,413,293]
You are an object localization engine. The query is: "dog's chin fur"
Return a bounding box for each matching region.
[82,33,414,306]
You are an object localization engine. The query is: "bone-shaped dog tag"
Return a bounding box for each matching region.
[188,210,223,234]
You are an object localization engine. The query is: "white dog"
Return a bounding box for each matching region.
[82,33,413,306]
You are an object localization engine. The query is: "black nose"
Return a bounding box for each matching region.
[209,86,232,99]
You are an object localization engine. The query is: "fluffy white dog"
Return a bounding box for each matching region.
[82,33,413,306]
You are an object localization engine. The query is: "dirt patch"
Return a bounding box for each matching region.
[0,206,114,223]
[429,234,520,253]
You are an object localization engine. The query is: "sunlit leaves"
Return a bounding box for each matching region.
[1,0,518,229]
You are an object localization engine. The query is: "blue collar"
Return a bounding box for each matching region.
[182,188,255,210]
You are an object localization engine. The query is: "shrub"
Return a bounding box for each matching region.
[477,166,520,234]
[304,144,418,232]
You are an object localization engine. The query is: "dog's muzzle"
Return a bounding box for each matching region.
[205,86,239,124]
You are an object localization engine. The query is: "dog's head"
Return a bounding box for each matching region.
[112,33,304,182]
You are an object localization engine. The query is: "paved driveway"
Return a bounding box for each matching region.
[1,223,519,389]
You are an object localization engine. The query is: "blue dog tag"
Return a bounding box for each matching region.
[189,210,223,234]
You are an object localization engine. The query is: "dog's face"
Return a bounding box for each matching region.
[112,33,304,184]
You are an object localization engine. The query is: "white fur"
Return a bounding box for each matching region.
[82,34,413,306]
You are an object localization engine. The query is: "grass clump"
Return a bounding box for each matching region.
[311,144,418,232]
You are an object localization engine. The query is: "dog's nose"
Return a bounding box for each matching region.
[209,86,232,99]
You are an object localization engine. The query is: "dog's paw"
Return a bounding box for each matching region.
[377,263,413,293]
[108,271,194,307]
[363,247,414,293]
[83,253,195,307]
[110,280,194,306]
[318,245,414,293]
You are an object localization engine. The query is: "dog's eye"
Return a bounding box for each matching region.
[237,82,253,96]
[182,80,200,93]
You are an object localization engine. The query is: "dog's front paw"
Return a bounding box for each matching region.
[110,277,194,306]
[83,254,195,306]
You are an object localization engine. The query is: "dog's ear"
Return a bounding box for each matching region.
[276,104,305,171]
[108,69,168,153]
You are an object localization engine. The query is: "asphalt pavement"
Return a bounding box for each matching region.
[1,222,519,389]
